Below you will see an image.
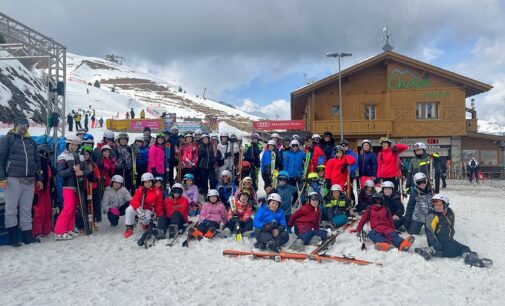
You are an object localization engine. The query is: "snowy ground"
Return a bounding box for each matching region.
[1,179,505,306]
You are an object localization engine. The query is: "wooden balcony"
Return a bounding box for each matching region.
[312,119,392,135]
[466,119,478,133]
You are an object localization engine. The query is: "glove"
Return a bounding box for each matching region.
[137,208,147,223]
[349,228,359,233]
[110,207,120,216]
[340,162,348,174]
[392,145,398,153]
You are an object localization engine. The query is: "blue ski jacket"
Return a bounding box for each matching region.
[253,204,287,230]
[282,149,305,179]
[358,150,378,177]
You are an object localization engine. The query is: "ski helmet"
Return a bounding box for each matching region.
[316,165,326,172]
[207,189,220,200]
[361,139,372,147]
[242,176,253,183]
[239,189,251,198]
[171,183,183,194]
[82,133,94,144]
[111,175,124,184]
[66,135,81,145]
[291,134,300,141]
[170,126,179,132]
[100,144,112,152]
[230,134,238,141]
[155,176,164,182]
[340,139,350,146]
[220,132,229,138]
[330,184,343,192]
[364,179,375,188]
[251,133,260,140]
[323,131,333,137]
[267,140,276,146]
[277,170,289,180]
[201,134,210,140]
[221,170,231,178]
[118,132,129,141]
[195,128,202,135]
[381,181,395,189]
[185,132,194,139]
[379,137,391,145]
[307,172,318,180]
[334,145,344,153]
[312,134,321,141]
[134,136,144,143]
[141,172,155,182]
[413,142,427,151]
[76,129,86,136]
[183,173,194,181]
[431,193,450,209]
[290,139,300,147]
[308,192,322,202]
[271,133,280,139]
[267,193,282,204]
[414,172,428,185]
[103,130,115,140]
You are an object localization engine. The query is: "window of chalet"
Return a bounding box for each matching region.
[416,102,439,119]
[364,105,376,120]
[331,105,341,115]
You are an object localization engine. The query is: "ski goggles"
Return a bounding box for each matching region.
[415,179,428,185]
[278,177,288,182]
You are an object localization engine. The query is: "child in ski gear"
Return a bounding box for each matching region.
[406,142,431,190]
[253,193,289,252]
[124,172,163,239]
[101,175,132,226]
[158,183,189,239]
[289,192,327,250]
[32,145,56,239]
[323,184,352,227]
[224,189,253,235]
[405,172,433,235]
[182,173,200,216]
[244,133,262,190]
[197,134,221,195]
[154,176,169,198]
[357,179,375,213]
[238,176,258,207]
[381,181,405,230]
[358,139,378,187]
[275,171,296,229]
[316,165,329,198]
[414,194,492,267]
[377,137,409,191]
[351,193,414,251]
[115,133,134,193]
[148,134,166,178]
[190,189,228,240]
[216,170,236,210]
[325,145,355,191]
[96,145,116,187]
[305,135,326,173]
[181,133,198,178]
[131,136,148,187]
[75,147,101,232]
[282,140,305,186]
[261,140,280,188]
[340,139,359,188]
[300,172,325,204]
[54,136,93,240]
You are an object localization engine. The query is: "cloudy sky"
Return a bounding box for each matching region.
[3,0,505,123]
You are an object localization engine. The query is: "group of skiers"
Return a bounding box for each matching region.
[0,118,492,267]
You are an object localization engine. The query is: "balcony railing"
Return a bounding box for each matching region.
[312,120,392,135]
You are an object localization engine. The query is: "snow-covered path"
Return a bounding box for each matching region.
[1,180,505,306]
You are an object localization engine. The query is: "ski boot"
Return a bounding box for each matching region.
[55,233,74,241]
[399,236,415,252]
[289,238,306,251]
[204,227,217,239]
[168,224,178,239]
[415,246,435,261]
[463,252,493,268]
[309,236,322,246]
[124,225,134,238]
[375,242,393,251]
[266,240,281,253]
[7,227,22,247]
[188,227,204,240]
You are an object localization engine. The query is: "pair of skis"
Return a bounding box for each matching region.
[73,152,93,236]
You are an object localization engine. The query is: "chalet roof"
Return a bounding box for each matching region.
[292,51,493,98]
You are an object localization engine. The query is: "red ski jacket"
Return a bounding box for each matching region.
[99,157,116,186]
[130,186,163,216]
[163,196,189,223]
[227,198,252,222]
[356,204,395,235]
[305,145,325,173]
[377,144,409,178]
[325,155,356,187]
[288,203,321,235]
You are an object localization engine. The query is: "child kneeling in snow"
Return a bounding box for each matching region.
[414,194,492,268]
[323,184,352,228]
[253,193,289,253]
[288,192,328,251]
[158,183,189,239]
[124,172,163,238]
[188,189,227,240]
[350,193,414,252]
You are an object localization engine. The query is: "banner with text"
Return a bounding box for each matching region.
[253,120,305,131]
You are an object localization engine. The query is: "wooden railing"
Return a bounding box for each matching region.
[312,120,392,135]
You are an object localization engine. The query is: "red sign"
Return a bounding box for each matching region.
[427,138,439,144]
[253,120,305,131]
[130,119,161,131]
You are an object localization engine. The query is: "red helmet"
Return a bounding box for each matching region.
[242,161,251,170]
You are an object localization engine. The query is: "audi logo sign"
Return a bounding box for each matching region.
[252,120,305,131]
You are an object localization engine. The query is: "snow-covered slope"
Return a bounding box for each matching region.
[1,180,504,305]
[478,120,505,136]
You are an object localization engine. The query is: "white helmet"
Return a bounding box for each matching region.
[308,191,322,201]
[267,193,282,203]
[381,181,395,189]
[207,189,219,198]
[330,184,343,192]
[111,175,124,184]
[201,134,210,139]
[195,128,203,135]
[312,134,321,140]
[242,176,253,183]
[431,193,449,207]
[221,170,231,177]
[290,140,300,147]
[104,130,114,139]
[172,183,183,192]
[414,172,427,184]
[185,133,194,138]
[291,134,300,140]
[267,140,276,146]
[364,180,375,188]
[413,142,427,151]
[361,139,372,146]
[66,135,81,145]
[271,133,280,139]
[101,144,112,152]
[220,132,229,138]
[134,136,144,142]
[141,172,155,182]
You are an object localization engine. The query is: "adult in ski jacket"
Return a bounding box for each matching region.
[324,147,356,188]
[407,144,431,189]
[377,139,408,189]
[148,135,166,177]
[217,134,239,175]
[197,135,221,193]
[244,134,262,188]
[358,140,378,187]
[282,144,305,180]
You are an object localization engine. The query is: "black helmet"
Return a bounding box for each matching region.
[372,193,384,204]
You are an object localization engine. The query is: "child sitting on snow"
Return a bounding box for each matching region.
[182,173,200,216]
[253,193,289,253]
[350,193,414,252]
[158,183,189,239]
[357,179,375,213]
[323,184,352,228]
[216,170,236,210]
[414,194,492,268]
[187,189,227,240]
[223,189,253,237]
[288,192,328,251]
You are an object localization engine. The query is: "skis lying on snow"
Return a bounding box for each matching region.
[222,249,382,266]
[311,218,358,255]
[166,224,191,247]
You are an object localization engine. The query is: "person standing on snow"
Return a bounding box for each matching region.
[377,137,409,191]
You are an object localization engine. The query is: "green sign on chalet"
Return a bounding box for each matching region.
[387,69,431,90]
